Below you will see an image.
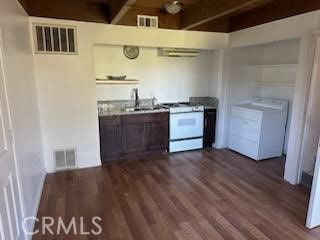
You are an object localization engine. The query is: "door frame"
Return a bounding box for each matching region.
[216,33,319,185]
[0,27,27,239]
[282,32,319,184]
[306,139,320,228]
[296,30,320,184]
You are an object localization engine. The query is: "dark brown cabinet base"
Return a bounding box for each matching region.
[99,112,169,162]
[99,116,122,160]
[203,109,217,148]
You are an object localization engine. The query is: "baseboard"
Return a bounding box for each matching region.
[25,172,46,240]
[79,162,101,170]
[46,160,102,173]
[213,142,228,149]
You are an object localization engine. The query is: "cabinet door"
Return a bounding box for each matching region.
[148,121,168,151]
[122,112,168,154]
[122,116,147,154]
[204,109,216,147]
[99,116,122,161]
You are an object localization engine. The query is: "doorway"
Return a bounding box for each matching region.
[225,39,300,170]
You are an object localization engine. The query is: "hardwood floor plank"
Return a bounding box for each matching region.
[33,149,318,240]
[180,222,203,240]
[196,220,225,240]
[228,213,271,240]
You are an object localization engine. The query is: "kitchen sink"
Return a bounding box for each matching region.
[123,106,163,112]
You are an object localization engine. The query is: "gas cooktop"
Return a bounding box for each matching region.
[161,102,201,108]
[160,102,204,113]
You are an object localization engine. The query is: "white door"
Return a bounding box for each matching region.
[0,30,24,239]
[306,139,320,229]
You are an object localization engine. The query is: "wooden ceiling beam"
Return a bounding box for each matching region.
[180,0,266,30]
[189,18,230,33]
[109,0,137,24]
[230,0,320,32]
[20,0,109,23]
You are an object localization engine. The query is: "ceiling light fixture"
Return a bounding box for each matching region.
[164,1,183,15]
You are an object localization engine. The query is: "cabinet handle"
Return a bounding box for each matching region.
[205,119,208,127]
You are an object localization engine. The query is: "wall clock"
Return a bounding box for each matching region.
[123,45,139,59]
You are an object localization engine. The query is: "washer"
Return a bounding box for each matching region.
[229,98,288,161]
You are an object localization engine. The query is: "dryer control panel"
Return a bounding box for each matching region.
[252,98,288,110]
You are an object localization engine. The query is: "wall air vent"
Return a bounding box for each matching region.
[137,15,158,28]
[158,48,199,57]
[54,148,77,171]
[33,24,77,54]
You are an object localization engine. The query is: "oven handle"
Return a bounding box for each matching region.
[170,111,204,114]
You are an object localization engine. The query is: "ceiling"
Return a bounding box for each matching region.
[18,0,320,32]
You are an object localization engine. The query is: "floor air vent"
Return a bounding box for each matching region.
[54,149,77,171]
[33,24,77,54]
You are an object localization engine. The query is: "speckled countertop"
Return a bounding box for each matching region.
[98,99,169,117]
[98,97,218,116]
[99,107,169,116]
[189,97,218,110]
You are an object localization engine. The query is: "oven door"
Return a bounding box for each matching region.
[170,112,204,140]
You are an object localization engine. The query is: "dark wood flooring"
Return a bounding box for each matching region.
[33,149,320,240]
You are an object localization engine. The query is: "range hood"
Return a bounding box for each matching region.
[158,48,199,57]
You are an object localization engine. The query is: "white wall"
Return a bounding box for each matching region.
[211,49,230,149]
[230,11,320,48]
[95,45,217,102]
[208,50,221,98]
[218,45,264,148]
[0,0,45,231]
[259,40,300,153]
[30,17,228,173]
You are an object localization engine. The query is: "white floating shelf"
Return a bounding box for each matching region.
[253,81,296,86]
[96,78,139,85]
[246,64,298,68]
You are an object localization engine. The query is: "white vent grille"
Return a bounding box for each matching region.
[54,148,77,171]
[158,48,199,57]
[137,15,158,28]
[33,24,77,54]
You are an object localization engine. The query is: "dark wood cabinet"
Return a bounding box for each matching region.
[204,109,216,148]
[121,122,147,154]
[122,112,168,154]
[99,116,122,161]
[147,116,169,151]
[122,114,148,154]
[99,112,168,161]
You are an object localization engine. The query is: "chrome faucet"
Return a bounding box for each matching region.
[133,88,140,107]
[152,97,157,106]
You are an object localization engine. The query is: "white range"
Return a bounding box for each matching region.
[161,103,204,153]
